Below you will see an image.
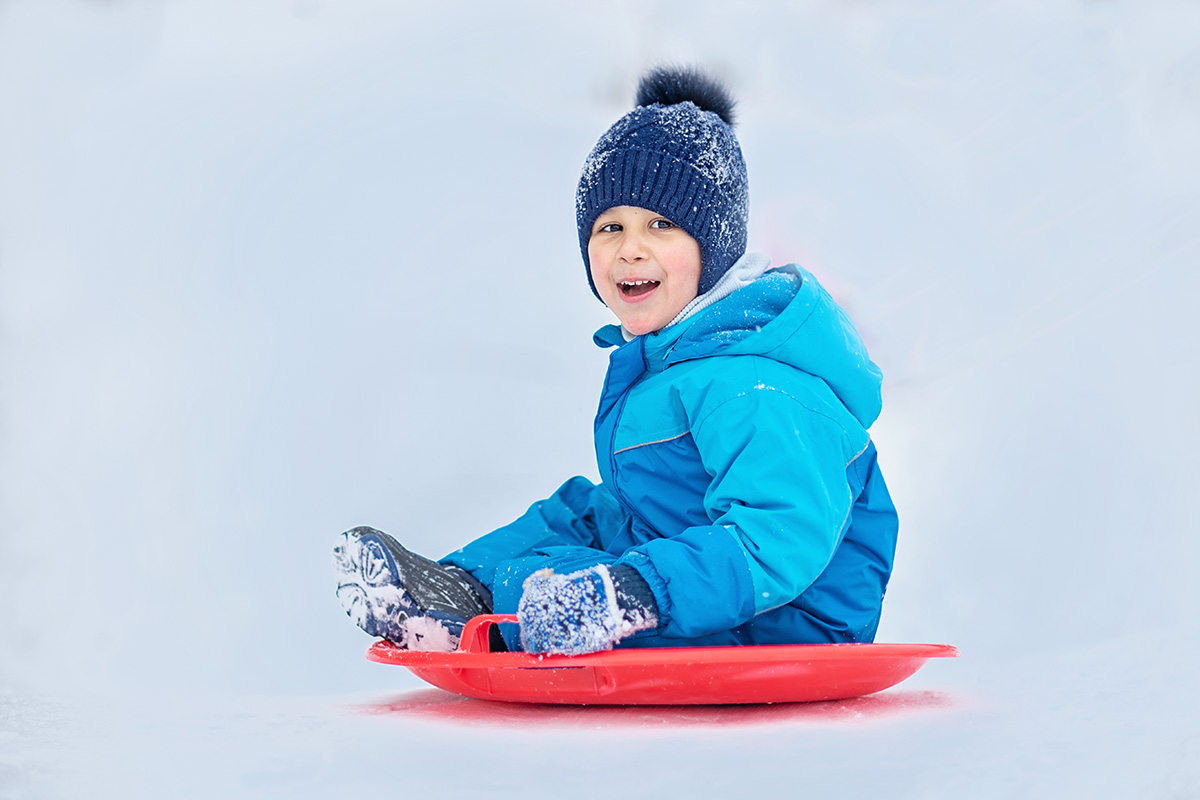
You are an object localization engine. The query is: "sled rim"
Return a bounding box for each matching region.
[365,614,958,705]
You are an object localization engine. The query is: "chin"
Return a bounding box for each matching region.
[622,320,658,336]
[615,306,675,336]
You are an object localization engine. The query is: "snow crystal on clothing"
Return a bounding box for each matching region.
[332,530,462,652]
[518,566,638,655]
[333,533,414,638]
[576,100,748,233]
[649,101,741,194]
[667,251,772,328]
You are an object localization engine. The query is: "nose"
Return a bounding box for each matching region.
[617,228,649,263]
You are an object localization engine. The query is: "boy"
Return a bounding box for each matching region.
[333,66,898,655]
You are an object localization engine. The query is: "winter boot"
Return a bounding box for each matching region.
[332,526,491,651]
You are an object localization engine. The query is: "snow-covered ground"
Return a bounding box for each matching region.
[2,1,1198,797]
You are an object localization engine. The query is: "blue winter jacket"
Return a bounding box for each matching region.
[444,262,898,648]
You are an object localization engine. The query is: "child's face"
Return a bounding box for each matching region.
[587,205,703,336]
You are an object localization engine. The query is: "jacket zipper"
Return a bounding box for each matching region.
[607,371,647,518]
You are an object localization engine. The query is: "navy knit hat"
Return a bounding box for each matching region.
[576,66,750,299]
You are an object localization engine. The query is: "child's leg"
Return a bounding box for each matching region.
[439,476,630,593]
[437,476,639,651]
[333,477,632,651]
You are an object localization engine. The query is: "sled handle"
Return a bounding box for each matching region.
[459,614,519,653]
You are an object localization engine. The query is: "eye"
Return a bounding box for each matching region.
[650,218,677,230]
[594,221,622,234]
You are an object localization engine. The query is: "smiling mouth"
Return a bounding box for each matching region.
[619,280,660,298]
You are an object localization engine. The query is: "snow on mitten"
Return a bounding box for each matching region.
[517,564,658,655]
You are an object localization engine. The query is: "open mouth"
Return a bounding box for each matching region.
[619,280,660,299]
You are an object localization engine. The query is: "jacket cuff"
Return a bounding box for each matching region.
[611,551,671,637]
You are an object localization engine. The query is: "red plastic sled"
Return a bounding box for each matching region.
[366,614,959,705]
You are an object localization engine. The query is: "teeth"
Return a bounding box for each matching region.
[620,280,657,286]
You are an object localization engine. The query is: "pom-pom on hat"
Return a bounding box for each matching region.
[577,66,749,299]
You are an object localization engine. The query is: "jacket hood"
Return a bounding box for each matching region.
[634,259,884,428]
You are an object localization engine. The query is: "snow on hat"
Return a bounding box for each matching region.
[576,66,749,299]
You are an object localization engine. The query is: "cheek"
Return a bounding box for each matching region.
[666,244,703,289]
[587,240,612,277]
[587,242,611,298]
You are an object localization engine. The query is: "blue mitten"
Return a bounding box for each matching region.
[517,564,658,655]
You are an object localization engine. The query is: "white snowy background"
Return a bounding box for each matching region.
[2,0,1198,797]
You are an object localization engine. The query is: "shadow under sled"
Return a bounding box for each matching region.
[365,614,959,705]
